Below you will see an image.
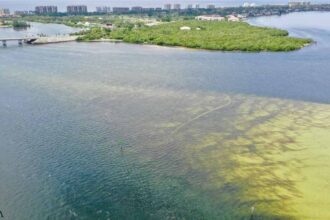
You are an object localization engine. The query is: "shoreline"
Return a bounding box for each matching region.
[77,39,314,53]
[77,19,313,52]
[31,36,78,44]
[1,30,313,52]
[1,12,320,52]
[87,39,123,43]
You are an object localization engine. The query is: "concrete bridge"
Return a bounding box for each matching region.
[0,37,39,47]
[1,36,78,46]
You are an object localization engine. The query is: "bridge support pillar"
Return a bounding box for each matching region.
[2,40,7,47]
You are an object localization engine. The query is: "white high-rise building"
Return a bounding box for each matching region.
[164,4,172,10]
[35,6,57,14]
[96,6,111,13]
[173,4,181,10]
[67,5,88,14]
[0,8,10,16]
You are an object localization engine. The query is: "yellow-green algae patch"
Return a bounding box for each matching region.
[6,70,330,219]
[182,98,330,219]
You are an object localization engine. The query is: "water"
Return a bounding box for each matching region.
[1,12,330,219]
[0,22,79,38]
[1,0,330,11]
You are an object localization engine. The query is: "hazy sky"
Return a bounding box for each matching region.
[1,0,329,11]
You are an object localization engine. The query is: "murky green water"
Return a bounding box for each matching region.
[1,13,330,219]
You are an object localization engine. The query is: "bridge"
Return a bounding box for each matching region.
[0,37,39,47]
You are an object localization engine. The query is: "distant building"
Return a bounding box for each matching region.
[180,26,191,30]
[14,11,35,15]
[155,7,162,11]
[288,1,311,7]
[173,4,181,10]
[164,4,172,10]
[236,14,246,19]
[112,7,130,13]
[0,8,10,16]
[35,6,57,14]
[131,6,143,12]
[207,4,216,9]
[243,2,257,7]
[142,8,155,12]
[187,4,193,9]
[96,6,111,13]
[195,15,225,21]
[103,23,114,30]
[67,5,88,14]
[195,4,200,9]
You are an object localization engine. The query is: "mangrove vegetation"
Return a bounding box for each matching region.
[77,20,312,52]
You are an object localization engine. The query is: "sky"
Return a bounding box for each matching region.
[1,0,329,11]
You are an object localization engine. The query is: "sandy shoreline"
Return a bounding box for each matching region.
[32,36,78,44]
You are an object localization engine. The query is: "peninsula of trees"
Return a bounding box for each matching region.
[77,20,312,52]
[1,3,314,52]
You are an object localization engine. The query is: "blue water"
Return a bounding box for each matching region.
[0,22,79,39]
